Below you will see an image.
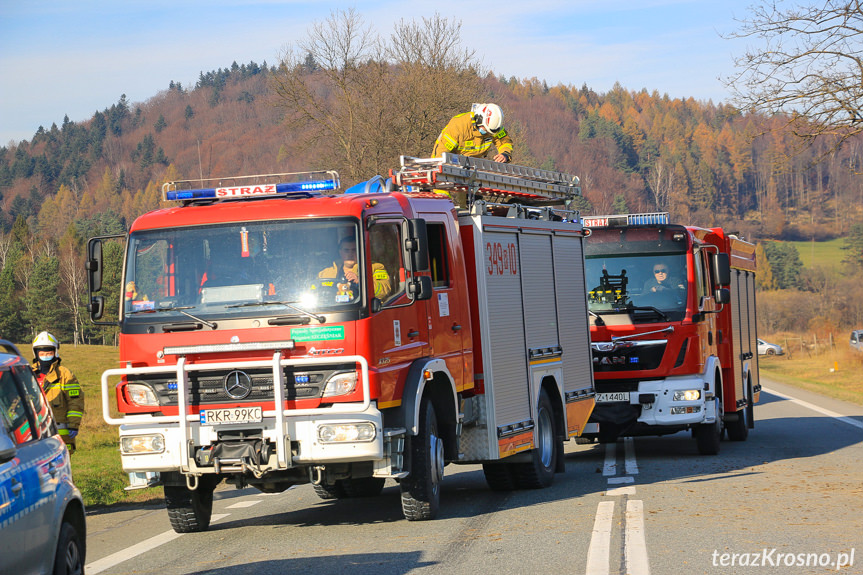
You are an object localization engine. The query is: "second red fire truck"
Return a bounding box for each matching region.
[86,154,596,531]
[581,213,760,454]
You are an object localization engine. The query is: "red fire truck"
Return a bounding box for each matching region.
[86,154,595,531]
[581,213,760,454]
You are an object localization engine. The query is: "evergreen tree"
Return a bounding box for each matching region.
[24,255,68,339]
[762,241,802,289]
[841,223,863,271]
[0,260,23,342]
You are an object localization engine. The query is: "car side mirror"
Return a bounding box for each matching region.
[0,434,16,463]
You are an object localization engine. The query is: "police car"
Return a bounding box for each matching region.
[0,339,85,575]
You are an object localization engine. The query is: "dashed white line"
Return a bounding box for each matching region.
[585,501,615,575]
[624,437,639,475]
[765,387,863,430]
[603,442,617,476]
[607,476,635,485]
[227,500,261,509]
[625,500,650,575]
[606,485,636,496]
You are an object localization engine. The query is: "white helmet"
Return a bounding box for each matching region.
[472,103,504,133]
[32,331,59,355]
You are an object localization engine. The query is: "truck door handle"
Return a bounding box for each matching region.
[451,324,462,332]
[408,330,420,338]
[11,479,23,496]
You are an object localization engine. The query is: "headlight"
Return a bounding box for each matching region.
[317,423,376,443]
[120,434,165,454]
[322,372,358,397]
[127,383,159,406]
[673,389,701,401]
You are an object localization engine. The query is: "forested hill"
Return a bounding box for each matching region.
[2,60,863,246]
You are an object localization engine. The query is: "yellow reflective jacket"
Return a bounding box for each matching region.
[432,112,514,160]
[30,358,84,433]
[315,262,393,300]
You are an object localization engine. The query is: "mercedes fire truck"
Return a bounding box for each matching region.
[86,154,595,531]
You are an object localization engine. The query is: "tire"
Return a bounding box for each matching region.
[313,481,346,500]
[53,521,84,575]
[482,462,517,491]
[512,390,558,489]
[726,384,750,442]
[400,398,444,521]
[164,483,214,533]
[695,399,722,455]
[341,476,386,497]
[766,348,775,356]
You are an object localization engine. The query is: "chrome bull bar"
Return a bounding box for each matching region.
[101,352,370,471]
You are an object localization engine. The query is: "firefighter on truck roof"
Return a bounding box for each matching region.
[432,103,513,163]
[31,331,84,452]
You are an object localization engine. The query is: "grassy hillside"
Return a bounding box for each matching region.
[787,238,847,269]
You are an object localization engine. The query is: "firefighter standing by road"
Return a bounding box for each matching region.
[432,103,513,163]
[30,331,84,452]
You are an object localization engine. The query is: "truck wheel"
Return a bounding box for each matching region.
[164,483,214,533]
[53,520,84,575]
[400,398,443,521]
[695,399,722,455]
[341,476,386,497]
[313,481,346,500]
[482,462,517,491]
[513,389,558,489]
[726,386,750,442]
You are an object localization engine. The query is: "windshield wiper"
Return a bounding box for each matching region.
[628,306,669,322]
[128,305,217,329]
[588,310,605,326]
[226,301,325,323]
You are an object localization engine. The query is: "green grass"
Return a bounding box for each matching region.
[786,237,847,269]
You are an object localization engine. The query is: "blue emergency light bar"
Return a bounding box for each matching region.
[162,171,340,202]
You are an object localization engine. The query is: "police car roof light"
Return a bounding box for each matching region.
[162,170,340,203]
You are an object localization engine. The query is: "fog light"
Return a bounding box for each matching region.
[673,389,701,401]
[317,423,376,443]
[323,372,358,397]
[670,406,702,415]
[120,434,165,454]
[127,383,159,406]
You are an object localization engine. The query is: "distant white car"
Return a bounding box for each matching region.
[851,330,863,352]
[757,338,784,356]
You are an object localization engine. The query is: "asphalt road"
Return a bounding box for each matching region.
[84,375,863,575]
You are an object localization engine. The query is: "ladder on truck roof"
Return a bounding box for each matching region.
[390,153,581,206]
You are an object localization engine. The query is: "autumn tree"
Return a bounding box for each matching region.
[726,2,863,151]
[270,9,483,184]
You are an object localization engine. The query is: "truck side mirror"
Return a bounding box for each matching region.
[408,275,433,301]
[88,295,105,321]
[86,238,104,293]
[714,253,731,286]
[405,218,430,272]
[714,288,731,305]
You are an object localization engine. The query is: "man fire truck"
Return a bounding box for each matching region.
[580,213,760,455]
[86,154,595,531]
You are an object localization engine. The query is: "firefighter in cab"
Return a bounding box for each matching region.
[31,331,84,452]
[433,103,513,163]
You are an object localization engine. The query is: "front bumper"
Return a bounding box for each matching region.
[591,374,714,429]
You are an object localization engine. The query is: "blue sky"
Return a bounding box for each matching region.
[0,0,756,144]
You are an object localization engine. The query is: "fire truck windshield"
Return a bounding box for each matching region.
[122,219,363,319]
[584,252,688,322]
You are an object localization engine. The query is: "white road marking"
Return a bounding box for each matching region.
[765,387,863,430]
[606,485,636,496]
[603,442,617,476]
[624,437,639,475]
[85,513,231,574]
[227,500,261,508]
[586,501,615,575]
[607,476,635,485]
[625,500,650,575]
